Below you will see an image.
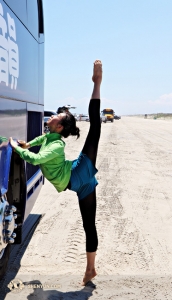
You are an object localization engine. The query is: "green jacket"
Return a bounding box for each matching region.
[15,133,72,192]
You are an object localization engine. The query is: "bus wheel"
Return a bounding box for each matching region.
[0,194,18,279]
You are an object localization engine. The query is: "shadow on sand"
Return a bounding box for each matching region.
[26,280,95,300]
[0,213,96,300]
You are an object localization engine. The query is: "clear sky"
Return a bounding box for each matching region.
[43,0,172,115]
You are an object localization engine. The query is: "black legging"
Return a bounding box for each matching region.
[79,99,101,252]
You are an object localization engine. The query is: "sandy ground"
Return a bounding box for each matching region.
[1,116,172,299]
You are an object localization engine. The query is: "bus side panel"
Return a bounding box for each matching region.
[0,1,39,104]
[0,98,27,140]
[0,1,44,225]
[0,97,26,202]
[24,170,43,221]
[38,43,44,105]
[0,98,44,224]
[24,185,42,221]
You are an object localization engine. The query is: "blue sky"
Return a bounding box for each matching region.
[43,0,172,115]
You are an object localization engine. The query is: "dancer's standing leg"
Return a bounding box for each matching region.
[79,60,102,285]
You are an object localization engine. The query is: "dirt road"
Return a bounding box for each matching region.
[1,117,172,299]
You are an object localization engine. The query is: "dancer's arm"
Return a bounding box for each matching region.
[9,135,45,150]
[9,138,64,165]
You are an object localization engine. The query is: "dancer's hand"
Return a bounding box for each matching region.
[9,137,18,149]
[18,140,30,149]
[92,60,102,84]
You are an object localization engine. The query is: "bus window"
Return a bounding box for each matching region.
[103,109,114,115]
[4,0,27,26]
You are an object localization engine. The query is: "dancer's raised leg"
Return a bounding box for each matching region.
[80,60,102,286]
[82,59,102,165]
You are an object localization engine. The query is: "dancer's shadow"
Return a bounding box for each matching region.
[26,280,96,300]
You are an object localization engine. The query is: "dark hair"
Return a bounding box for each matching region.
[57,106,68,114]
[60,112,80,139]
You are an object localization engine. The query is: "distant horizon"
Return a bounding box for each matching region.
[44,107,172,117]
[125,112,172,115]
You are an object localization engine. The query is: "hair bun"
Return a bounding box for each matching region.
[60,113,80,139]
[71,126,80,139]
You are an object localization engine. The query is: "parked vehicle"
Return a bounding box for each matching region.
[102,109,114,122]
[100,112,107,123]
[44,110,57,117]
[0,0,44,279]
[43,111,57,133]
[114,115,121,120]
[74,114,79,121]
[76,114,89,121]
[44,117,50,133]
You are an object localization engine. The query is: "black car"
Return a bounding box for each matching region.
[114,115,121,120]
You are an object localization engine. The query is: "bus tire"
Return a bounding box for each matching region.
[0,245,11,280]
[0,190,13,280]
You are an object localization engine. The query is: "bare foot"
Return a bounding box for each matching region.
[81,268,97,286]
[92,60,102,84]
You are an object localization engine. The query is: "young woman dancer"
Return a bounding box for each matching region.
[9,59,102,286]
